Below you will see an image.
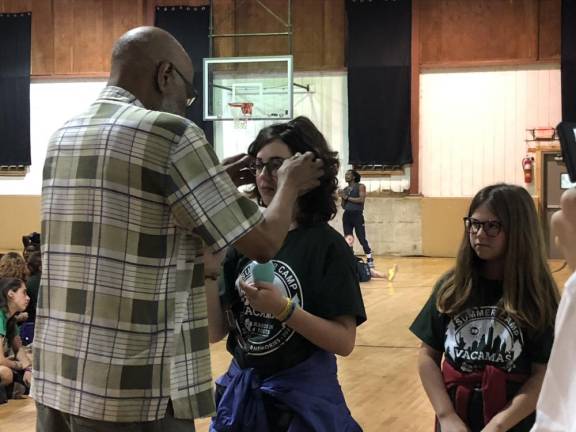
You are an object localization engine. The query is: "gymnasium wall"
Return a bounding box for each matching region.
[0,0,346,76]
[0,69,561,254]
[419,66,561,197]
[0,0,564,256]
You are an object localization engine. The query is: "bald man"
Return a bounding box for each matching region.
[33,27,323,432]
[531,187,576,432]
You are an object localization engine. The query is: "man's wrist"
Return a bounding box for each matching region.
[276,182,298,200]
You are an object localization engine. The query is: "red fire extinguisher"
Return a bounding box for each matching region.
[522,156,534,183]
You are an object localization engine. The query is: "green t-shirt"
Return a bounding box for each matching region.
[0,309,7,338]
[220,223,367,377]
[1,309,19,355]
[410,275,554,432]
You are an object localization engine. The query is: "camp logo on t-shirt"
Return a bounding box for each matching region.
[234,260,303,356]
[444,306,524,372]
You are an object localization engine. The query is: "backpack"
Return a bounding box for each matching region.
[356,257,371,282]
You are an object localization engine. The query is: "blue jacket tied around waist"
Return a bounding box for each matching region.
[210,350,362,432]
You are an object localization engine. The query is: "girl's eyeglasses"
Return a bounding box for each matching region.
[248,157,286,176]
[463,217,503,237]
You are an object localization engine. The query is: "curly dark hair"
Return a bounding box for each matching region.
[0,252,29,281]
[247,116,340,226]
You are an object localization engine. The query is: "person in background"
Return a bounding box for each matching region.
[20,251,41,345]
[0,252,29,282]
[33,26,323,432]
[339,170,374,268]
[0,277,32,403]
[343,234,398,281]
[410,184,559,432]
[531,187,576,432]
[22,232,41,262]
[208,117,365,432]
[0,253,29,324]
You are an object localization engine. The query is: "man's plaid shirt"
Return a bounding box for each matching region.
[32,86,262,422]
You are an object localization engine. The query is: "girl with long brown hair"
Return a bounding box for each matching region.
[0,277,32,403]
[411,183,559,432]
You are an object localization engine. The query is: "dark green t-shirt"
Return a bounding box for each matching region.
[0,309,7,339]
[410,276,554,432]
[1,309,19,355]
[219,223,367,377]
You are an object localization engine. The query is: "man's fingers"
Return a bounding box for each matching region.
[221,153,247,166]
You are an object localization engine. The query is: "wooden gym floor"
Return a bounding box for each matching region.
[1,257,571,432]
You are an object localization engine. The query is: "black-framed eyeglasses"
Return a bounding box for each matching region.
[171,64,197,107]
[463,217,503,237]
[248,157,286,176]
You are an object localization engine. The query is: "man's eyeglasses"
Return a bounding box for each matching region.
[248,157,286,176]
[463,217,503,237]
[171,64,197,107]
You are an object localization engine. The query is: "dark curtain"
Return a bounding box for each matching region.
[0,12,31,166]
[562,0,576,122]
[155,5,213,143]
[346,0,412,166]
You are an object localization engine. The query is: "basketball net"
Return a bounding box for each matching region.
[228,102,254,129]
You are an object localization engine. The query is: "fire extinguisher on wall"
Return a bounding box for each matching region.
[522,156,534,183]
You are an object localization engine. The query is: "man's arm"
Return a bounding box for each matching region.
[232,152,323,262]
[168,125,323,262]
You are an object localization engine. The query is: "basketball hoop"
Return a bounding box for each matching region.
[228,102,254,129]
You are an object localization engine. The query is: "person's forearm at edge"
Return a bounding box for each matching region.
[206,279,228,343]
[233,181,299,262]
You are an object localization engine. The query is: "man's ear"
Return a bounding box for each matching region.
[155,61,172,93]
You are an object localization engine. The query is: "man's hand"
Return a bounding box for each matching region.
[16,312,28,323]
[276,152,324,196]
[222,153,255,187]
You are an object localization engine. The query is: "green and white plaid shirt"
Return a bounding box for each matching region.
[32,86,262,422]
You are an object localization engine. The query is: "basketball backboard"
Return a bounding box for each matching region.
[203,55,293,121]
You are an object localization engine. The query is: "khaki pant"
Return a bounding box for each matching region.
[36,402,196,432]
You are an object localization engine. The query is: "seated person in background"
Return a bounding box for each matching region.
[20,252,41,345]
[0,253,29,324]
[531,187,576,431]
[0,278,32,403]
[0,252,29,281]
[207,116,366,432]
[411,184,559,432]
[344,235,398,281]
